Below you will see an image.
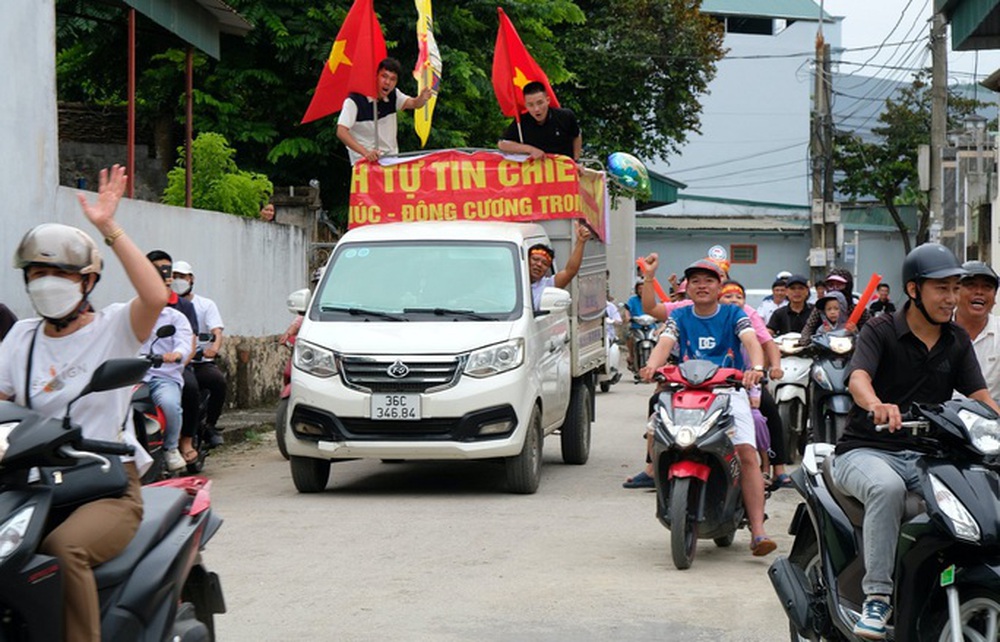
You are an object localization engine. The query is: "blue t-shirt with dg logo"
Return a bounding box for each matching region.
[663,304,752,370]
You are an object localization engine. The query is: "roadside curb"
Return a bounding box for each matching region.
[215,407,276,446]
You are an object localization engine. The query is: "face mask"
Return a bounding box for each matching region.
[27,276,84,319]
[171,278,192,296]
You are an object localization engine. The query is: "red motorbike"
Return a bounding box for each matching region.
[651,360,751,570]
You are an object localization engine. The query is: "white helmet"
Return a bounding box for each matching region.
[775,270,792,281]
[15,223,102,278]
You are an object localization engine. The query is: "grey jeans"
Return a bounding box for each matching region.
[831,448,924,597]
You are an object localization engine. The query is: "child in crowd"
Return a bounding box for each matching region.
[816,291,849,334]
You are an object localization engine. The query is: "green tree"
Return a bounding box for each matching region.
[163,132,273,217]
[56,1,723,224]
[835,70,983,254]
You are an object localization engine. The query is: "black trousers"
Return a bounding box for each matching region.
[181,368,200,438]
[192,361,227,426]
[759,386,788,465]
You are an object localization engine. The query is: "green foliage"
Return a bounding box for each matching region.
[163,133,273,217]
[835,70,985,253]
[56,0,722,227]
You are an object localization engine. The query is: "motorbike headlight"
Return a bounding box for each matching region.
[929,473,981,542]
[957,409,1000,455]
[811,365,832,391]
[830,337,853,354]
[293,340,338,378]
[465,339,524,378]
[662,408,720,448]
[0,422,16,461]
[0,505,34,562]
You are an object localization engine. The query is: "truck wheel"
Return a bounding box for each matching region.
[290,456,331,493]
[506,407,542,494]
[275,398,290,460]
[560,381,592,465]
[599,380,612,393]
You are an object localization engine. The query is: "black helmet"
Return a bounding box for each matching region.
[901,243,965,286]
[961,260,999,289]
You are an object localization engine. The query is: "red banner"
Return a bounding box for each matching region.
[348,150,607,240]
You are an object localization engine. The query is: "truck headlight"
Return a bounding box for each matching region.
[929,473,980,542]
[465,340,524,378]
[958,409,1000,455]
[0,505,34,562]
[293,340,338,378]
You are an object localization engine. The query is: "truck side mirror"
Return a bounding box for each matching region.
[538,287,572,314]
[286,288,311,315]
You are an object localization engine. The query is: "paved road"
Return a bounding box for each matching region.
[203,380,800,641]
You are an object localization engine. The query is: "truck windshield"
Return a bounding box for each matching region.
[314,241,522,321]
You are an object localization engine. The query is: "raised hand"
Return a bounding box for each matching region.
[77,165,127,234]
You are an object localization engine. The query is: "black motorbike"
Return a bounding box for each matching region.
[769,399,1000,641]
[807,329,854,445]
[0,359,225,641]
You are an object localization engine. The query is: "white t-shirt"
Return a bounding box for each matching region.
[336,91,411,165]
[971,314,1000,402]
[532,275,556,310]
[192,294,224,332]
[140,307,193,387]
[0,302,152,473]
[191,294,224,364]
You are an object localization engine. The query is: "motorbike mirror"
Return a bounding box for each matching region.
[156,325,176,338]
[63,359,152,428]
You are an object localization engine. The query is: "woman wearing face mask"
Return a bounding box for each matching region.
[0,165,167,642]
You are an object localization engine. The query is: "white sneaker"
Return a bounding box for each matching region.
[165,448,186,472]
[854,595,892,640]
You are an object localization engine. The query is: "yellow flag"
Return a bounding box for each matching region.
[413,0,442,147]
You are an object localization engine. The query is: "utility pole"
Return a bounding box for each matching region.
[929,13,947,246]
[810,23,835,285]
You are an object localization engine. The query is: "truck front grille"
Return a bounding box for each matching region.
[339,356,463,393]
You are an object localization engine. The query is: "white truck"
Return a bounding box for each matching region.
[283,161,609,493]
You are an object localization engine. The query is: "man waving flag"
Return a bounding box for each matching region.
[413,0,442,147]
[301,0,387,124]
[491,7,559,118]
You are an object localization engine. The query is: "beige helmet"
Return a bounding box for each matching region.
[14,224,102,277]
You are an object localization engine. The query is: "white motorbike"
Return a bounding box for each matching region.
[768,333,811,461]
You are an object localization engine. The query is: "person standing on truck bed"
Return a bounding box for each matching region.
[528,223,591,310]
[498,81,582,161]
[336,57,432,165]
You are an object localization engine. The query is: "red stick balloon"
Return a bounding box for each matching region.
[635,258,670,303]
[848,273,881,327]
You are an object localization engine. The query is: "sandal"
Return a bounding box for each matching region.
[623,470,655,489]
[750,536,777,557]
[768,473,792,491]
[181,448,199,464]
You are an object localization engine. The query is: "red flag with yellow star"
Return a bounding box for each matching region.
[301,0,387,124]
[491,8,559,118]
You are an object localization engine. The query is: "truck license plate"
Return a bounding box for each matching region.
[370,394,421,421]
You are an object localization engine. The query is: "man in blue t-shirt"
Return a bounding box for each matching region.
[640,255,777,556]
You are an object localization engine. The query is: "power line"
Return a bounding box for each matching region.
[664,142,807,175]
[683,158,808,183]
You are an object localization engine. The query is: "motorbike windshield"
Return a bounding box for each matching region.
[313,240,522,322]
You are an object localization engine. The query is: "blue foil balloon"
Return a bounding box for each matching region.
[607,152,650,193]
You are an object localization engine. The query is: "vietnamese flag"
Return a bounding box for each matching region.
[491,7,559,118]
[301,0,387,124]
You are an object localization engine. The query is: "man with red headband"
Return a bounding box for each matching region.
[528,223,591,310]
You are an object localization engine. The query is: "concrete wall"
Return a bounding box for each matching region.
[2,1,58,259]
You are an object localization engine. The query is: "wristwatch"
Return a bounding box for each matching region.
[752,365,765,372]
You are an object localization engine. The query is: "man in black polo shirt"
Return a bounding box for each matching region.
[767,273,813,335]
[830,243,999,640]
[498,81,581,160]
[867,283,897,317]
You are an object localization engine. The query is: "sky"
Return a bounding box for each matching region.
[830,0,1000,89]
